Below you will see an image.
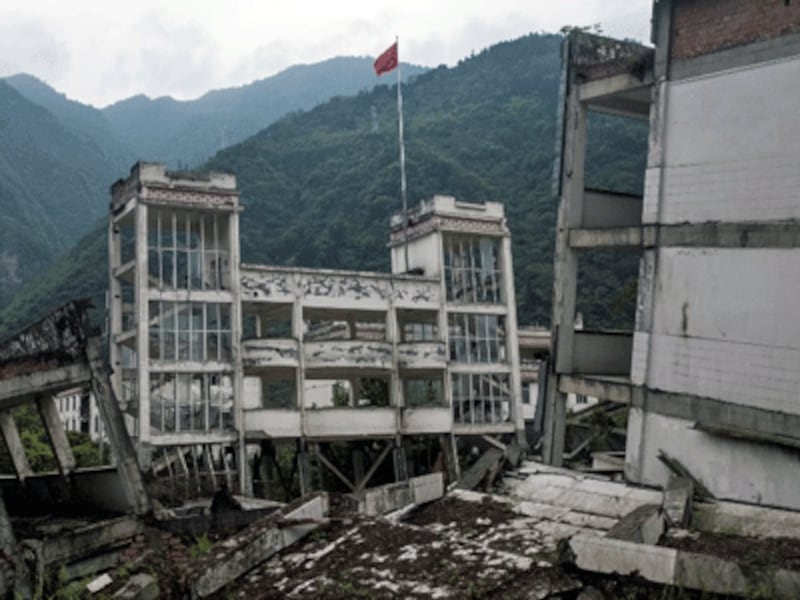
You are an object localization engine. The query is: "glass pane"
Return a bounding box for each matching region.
[176,251,189,288]
[190,332,203,361]
[178,332,190,360]
[162,250,175,289]
[206,331,219,362]
[206,303,219,330]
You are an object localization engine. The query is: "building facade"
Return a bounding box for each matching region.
[544,0,800,510]
[109,164,524,496]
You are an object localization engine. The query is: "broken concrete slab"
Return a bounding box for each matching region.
[86,572,113,594]
[112,573,158,600]
[569,531,800,599]
[39,516,142,566]
[658,450,714,500]
[358,472,444,516]
[693,499,800,539]
[606,504,665,545]
[458,447,504,490]
[568,533,678,585]
[191,493,328,598]
[663,476,693,527]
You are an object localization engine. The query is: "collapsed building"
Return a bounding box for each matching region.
[543,0,800,510]
[3,0,800,596]
[108,163,527,499]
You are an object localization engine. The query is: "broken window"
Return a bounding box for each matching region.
[147,209,230,291]
[149,301,231,362]
[304,311,387,342]
[149,372,233,434]
[243,303,294,340]
[261,377,296,409]
[398,309,439,342]
[443,234,501,303]
[403,377,444,407]
[448,313,506,363]
[451,372,510,425]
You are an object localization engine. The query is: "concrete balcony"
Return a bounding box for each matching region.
[305,407,396,438]
[401,406,451,434]
[397,342,447,370]
[304,340,393,371]
[242,338,299,368]
[244,409,301,439]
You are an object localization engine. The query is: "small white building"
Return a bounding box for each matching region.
[54,387,105,442]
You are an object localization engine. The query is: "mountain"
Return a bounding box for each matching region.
[0,80,130,309]
[102,57,428,168]
[0,57,428,319]
[0,33,647,337]
[4,74,135,168]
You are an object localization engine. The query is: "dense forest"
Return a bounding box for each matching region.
[0,32,647,338]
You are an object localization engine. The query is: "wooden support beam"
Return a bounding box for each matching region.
[36,395,76,476]
[0,411,32,481]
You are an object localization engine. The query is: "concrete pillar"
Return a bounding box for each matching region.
[392,439,408,482]
[297,440,312,496]
[36,395,76,476]
[87,338,152,515]
[352,447,365,489]
[0,412,32,481]
[543,39,588,466]
[134,202,149,443]
[108,211,123,404]
[501,234,526,447]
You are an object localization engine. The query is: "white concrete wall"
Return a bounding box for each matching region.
[635,247,800,414]
[644,56,800,224]
[626,408,800,510]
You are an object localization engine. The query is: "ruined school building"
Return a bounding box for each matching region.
[543,0,800,510]
[108,162,524,494]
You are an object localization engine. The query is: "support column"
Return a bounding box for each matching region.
[134,202,149,446]
[0,489,30,598]
[439,434,460,484]
[87,338,152,515]
[352,447,365,490]
[36,395,76,476]
[543,36,587,467]
[297,439,312,496]
[0,412,32,481]
[392,437,408,482]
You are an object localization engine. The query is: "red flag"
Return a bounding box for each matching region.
[374,42,398,76]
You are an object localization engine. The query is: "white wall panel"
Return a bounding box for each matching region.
[652,248,800,348]
[629,411,800,510]
[646,333,800,414]
[659,56,800,223]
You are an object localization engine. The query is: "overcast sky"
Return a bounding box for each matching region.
[0,1,652,109]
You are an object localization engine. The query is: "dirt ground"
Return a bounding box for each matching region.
[662,529,800,571]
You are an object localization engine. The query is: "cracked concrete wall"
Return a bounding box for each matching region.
[0,299,92,381]
[240,267,440,308]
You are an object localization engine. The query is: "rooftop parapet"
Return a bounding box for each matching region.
[568,31,654,82]
[389,196,508,245]
[110,162,238,212]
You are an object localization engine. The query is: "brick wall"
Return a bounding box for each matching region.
[671,0,800,60]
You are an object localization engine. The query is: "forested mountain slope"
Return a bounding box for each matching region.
[0,33,646,337]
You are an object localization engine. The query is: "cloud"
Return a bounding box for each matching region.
[0,17,70,83]
[94,14,224,105]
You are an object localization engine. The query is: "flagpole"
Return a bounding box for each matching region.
[396,35,410,273]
